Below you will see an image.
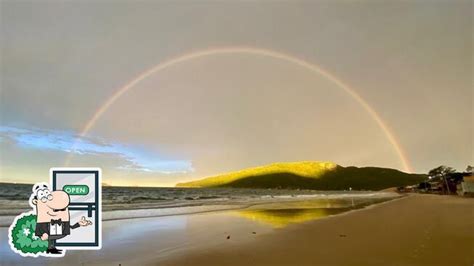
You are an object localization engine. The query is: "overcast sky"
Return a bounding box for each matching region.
[1,0,472,186]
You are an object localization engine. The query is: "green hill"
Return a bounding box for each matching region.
[176,161,426,190]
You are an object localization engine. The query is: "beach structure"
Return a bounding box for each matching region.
[414,171,472,195]
[417,182,431,193]
[456,173,474,196]
[428,181,442,193]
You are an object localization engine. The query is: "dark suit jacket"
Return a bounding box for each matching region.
[35,220,80,237]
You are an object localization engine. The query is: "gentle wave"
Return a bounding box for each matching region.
[0,183,400,226]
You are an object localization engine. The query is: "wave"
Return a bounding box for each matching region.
[0,191,400,227]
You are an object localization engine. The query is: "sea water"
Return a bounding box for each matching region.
[0,183,399,226]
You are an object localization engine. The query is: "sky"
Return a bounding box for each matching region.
[0,0,472,186]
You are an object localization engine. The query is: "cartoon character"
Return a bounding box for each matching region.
[8,182,93,257]
[32,183,92,255]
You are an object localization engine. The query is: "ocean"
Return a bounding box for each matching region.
[0,183,399,226]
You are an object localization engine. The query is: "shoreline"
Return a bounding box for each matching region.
[1,194,399,265]
[160,194,474,266]
[0,191,400,227]
[3,194,471,265]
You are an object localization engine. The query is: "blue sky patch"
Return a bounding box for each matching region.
[0,125,193,174]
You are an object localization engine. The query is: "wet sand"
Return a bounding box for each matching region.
[1,194,472,265]
[161,194,474,266]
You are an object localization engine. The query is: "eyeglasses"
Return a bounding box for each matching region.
[40,194,53,203]
[36,189,53,203]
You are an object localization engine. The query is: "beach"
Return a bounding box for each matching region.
[1,194,473,265]
[162,194,474,266]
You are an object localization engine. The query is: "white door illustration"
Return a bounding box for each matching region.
[51,168,102,249]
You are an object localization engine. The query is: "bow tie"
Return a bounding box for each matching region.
[51,219,62,225]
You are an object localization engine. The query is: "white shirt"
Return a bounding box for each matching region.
[49,222,63,235]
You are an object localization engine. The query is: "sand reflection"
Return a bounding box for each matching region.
[236,198,386,228]
[238,208,348,228]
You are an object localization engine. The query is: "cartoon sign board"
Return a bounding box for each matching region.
[8,168,102,257]
[51,168,102,249]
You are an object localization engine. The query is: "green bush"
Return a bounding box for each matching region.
[10,213,48,255]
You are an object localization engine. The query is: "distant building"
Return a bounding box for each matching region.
[457,173,474,196]
[417,182,431,192]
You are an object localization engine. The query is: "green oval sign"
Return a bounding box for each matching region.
[63,185,89,195]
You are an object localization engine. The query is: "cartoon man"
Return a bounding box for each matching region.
[32,183,92,255]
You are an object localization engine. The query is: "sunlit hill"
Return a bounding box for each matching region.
[176,161,426,190]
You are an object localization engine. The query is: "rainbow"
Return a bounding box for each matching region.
[66,46,412,172]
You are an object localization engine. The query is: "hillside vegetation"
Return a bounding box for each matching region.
[176,161,426,190]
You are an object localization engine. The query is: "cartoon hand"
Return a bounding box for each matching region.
[41,233,48,240]
[78,216,93,226]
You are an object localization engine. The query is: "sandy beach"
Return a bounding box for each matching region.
[161,194,474,266]
[1,194,473,265]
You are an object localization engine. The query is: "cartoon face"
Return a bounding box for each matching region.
[32,185,71,223]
